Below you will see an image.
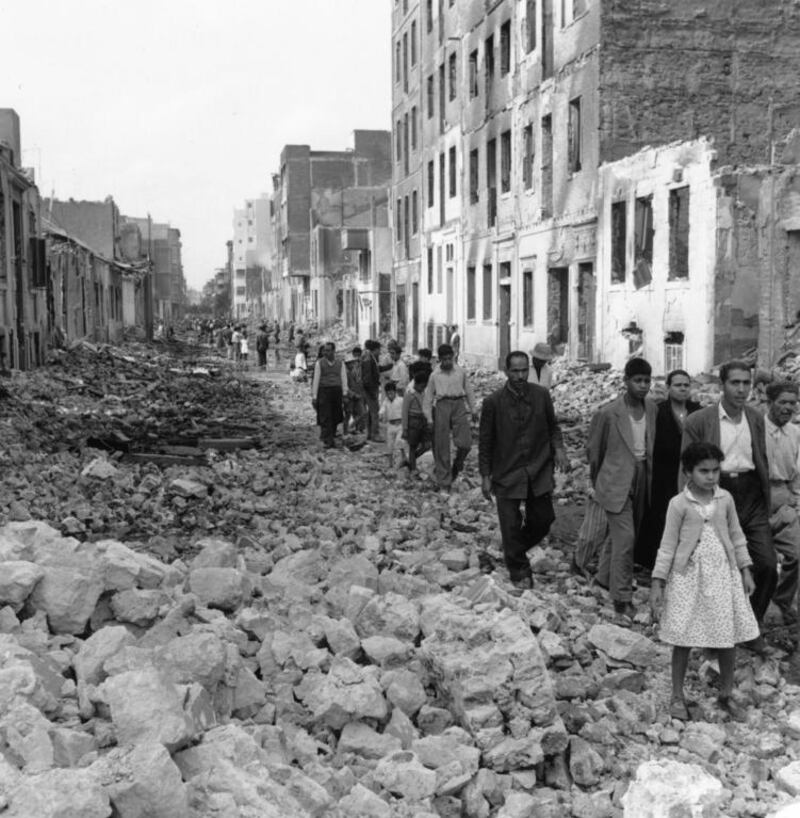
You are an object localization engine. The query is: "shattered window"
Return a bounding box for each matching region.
[669,186,690,280]
[501,130,511,193]
[611,201,627,284]
[568,98,582,174]
[633,195,653,289]
[467,266,476,319]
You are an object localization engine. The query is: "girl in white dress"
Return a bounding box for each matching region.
[650,441,759,721]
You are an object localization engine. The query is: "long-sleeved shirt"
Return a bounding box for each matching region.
[389,360,410,393]
[422,365,475,422]
[312,357,348,399]
[765,416,800,497]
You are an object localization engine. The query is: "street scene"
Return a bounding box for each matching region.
[3,1,800,817]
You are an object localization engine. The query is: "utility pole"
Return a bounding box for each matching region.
[144,213,154,342]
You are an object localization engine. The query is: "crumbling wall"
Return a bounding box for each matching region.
[599,0,800,167]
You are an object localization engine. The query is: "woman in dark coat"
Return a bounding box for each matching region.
[636,369,701,570]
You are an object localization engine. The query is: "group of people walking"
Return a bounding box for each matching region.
[477,351,800,719]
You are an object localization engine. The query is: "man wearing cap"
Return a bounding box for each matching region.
[528,343,554,389]
[424,343,476,490]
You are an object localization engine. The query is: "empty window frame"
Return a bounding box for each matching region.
[523,269,534,326]
[437,245,444,292]
[411,21,417,64]
[427,160,435,206]
[669,187,690,280]
[469,50,479,98]
[467,266,477,320]
[541,114,553,217]
[526,0,537,52]
[487,137,497,225]
[482,264,493,320]
[403,113,410,175]
[568,97,582,174]
[395,40,402,83]
[633,195,654,289]
[611,201,627,284]
[484,34,495,94]
[500,129,512,193]
[426,0,433,33]
[427,246,434,293]
[403,32,409,91]
[412,190,419,234]
[427,74,434,118]
[469,148,479,204]
[396,120,402,162]
[411,106,418,150]
[449,51,457,101]
[449,146,457,198]
[500,20,511,75]
[522,124,534,190]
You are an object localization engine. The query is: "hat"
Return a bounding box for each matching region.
[531,343,553,361]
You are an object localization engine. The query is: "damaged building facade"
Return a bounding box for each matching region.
[0,109,47,370]
[270,131,393,339]
[231,195,273,321]
[394,0,800,371]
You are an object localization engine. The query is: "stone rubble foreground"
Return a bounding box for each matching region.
[0,343,799,815]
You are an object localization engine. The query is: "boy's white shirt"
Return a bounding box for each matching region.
[379,395,403,422]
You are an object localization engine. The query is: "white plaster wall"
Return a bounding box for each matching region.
[596,139,717,375]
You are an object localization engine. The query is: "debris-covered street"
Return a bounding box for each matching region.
[1,340,800,818]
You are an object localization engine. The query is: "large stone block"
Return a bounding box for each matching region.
[30,558,104,634]
[90,741,189,818]
[101,669,196,752]
[74,625,136,686]
[3,768,111,817]
[188,567,246,612]
[622,759,725,817]
[586,624,660,667]
[0,561,44,608]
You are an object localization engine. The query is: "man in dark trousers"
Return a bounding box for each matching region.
[361,341,383,442]
[682,360,776,652]
[479,350,569,591]
[311,342,348,448]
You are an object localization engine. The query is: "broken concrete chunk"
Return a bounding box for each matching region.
[337,721,402,759]
[0,561,44,608]
[30,559,104,635]
[621,759,725,818]
[373,750,437,800]
[188,567,246,612]
[100,669,196,752]
[74,625,137,686]
[586,624,660,667]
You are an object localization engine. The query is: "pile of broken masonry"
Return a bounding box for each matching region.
[1,344,800,816]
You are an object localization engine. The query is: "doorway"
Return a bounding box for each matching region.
[498,284,511,369]
[411,282,419,352]
[577,262,595,360]
[547,267,569,351]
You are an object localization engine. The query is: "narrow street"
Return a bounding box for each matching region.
[0,339,799,817]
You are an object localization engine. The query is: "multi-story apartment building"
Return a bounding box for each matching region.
[272,131,393,338]
[396,0,800,372]
[392,0,424,349]
[231,195,273,320]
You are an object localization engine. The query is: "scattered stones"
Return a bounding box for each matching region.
[622,759,726,817]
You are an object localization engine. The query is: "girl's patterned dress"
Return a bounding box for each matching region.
[659,492,759,648]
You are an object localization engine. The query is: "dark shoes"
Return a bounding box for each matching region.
[510,575,533,593]
[613,600,635,618]
[718,694,748,722]
[740,635,769,657]
[478,551,497,574]
[451,460,464,479]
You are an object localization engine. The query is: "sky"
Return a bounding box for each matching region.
[0,0,391,290]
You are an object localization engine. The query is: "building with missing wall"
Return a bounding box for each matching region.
[393,0,800,372]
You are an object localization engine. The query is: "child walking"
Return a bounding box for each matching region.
[379,381,404,470]
[402,369,431,472]
[650,441,759,721]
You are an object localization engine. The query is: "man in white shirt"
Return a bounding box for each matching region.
[682,361,776,647]
[765,382,800,625]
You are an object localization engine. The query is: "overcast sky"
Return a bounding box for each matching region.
[0,0,391,290]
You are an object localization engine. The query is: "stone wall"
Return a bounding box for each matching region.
[599,0,800,166]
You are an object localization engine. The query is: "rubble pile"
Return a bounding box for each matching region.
[1,345,800,815]
[1,513,800,817]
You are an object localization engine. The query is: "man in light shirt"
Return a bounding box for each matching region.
[682,361,776,649]
[764,382,800,625]
[423,343,475,491]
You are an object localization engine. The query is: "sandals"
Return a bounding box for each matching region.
[669,697,691,721]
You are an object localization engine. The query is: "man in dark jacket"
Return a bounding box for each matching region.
[479,350,569,590]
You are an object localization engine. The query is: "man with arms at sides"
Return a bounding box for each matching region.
[587,357,658,617]
[682,361,777,652]
[423,343,475,491]
[479,351,569,591]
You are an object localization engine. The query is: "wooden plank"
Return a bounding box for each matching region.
[122,453,207,467]
[198,438,259,451]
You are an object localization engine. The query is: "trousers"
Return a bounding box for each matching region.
[720,471,777,623]
[597,460,647,603]
[432,398,471,488]
[769,482,799,616]
[496,484,556,581]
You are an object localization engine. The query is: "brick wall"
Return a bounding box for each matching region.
[599,0,800,165]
